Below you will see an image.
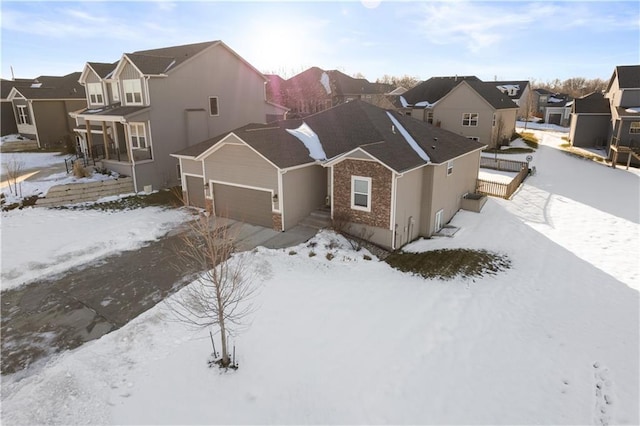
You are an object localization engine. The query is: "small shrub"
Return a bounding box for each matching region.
[72,161,91,178]
[326,252,334,261]
[288,250,297,256]
[307,241,317,248]
[325,239,339,250]
[363,254,372,261]
[308,251,316,258]
[520,132,539,149]
[331,210,351,234]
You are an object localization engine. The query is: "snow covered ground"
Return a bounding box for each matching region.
[1,207,191,291]
[1,128,638,425]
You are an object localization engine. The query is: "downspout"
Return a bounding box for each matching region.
[390,172,398,250]
[278,170,285,231]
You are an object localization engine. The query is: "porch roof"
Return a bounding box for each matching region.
[616,106,640,118]
[76,104,150,120]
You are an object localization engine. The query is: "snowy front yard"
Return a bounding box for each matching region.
[1,128,638,425]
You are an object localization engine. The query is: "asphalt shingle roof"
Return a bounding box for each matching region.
[174,100,485,171]
[401,76,481,105]
[614,65,640,89]
[492,80,529,99]
[465,81,519,110]
[88,62,118,78]
[573,92,610,114]
[127,41,218,75]
[8,72,85,99]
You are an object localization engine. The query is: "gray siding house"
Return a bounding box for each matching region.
[568,65,640,166]
[70,41,288,191]
[493,80,531,119]
[5,73,86,147]
[172,100,486,250]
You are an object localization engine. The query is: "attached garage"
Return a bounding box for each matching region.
[185,175,206,208]
[212,183,273,227]
[548,113,562,125]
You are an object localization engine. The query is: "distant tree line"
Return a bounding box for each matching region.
[530,77,608,98]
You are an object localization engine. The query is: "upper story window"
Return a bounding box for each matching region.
[87,83,104,105]
[447,160,454,176]
[351,176,372,212]
[16,105,30,124]
[462,113,479,127]
[209,96,219,116]
[111,81,120,102]
[630,122,640,134]
[492,113,497,127]
[426,111,434,124]
[123,79,143,105]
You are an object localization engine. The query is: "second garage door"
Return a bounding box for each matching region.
[212,183,273,228]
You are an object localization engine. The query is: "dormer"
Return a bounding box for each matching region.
[79,62,118,107]
[110,53,174,107]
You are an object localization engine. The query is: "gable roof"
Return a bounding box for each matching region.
[174,100,485,172]
[609,65,640,90]
[87,62,118,79]
[1,78,34,99]
[8,72,85,100]
[401,76,481,105]
[464,81,519,110]
[572,92,610,114]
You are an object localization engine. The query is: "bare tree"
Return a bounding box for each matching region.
[169,215,264,368]
[376,74,421,90]
[3,156,24,196]
[492,116,506,151]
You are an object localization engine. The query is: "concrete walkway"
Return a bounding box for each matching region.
[0,220,318,375]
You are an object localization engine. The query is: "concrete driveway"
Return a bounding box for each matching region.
[0,219,318,375]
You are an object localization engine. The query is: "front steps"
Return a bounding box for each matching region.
[299,208,332,230]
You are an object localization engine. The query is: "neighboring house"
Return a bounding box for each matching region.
[1,78,28,136]
[568,92,610,148]
[493,80,531,119]
[265,67,394,118]
[531,88,554,115]
[172,100,486,250]
[542,93,573,126]
[5,73,86,147]
[70,40,288,192]
[399,76,518,148]
[568,65,640,166]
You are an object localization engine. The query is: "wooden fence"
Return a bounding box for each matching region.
[476,164,530,199]
[480,156,529,172]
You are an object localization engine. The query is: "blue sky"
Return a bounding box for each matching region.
[1,1,638,83]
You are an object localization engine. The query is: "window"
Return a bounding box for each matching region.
[111,81,120,102]
[462,113,478,126]
[129,123,147,149]
[351,176,372,212]
[467,136,480,142]
[426,111,434,124]
[16,105,30,124]
[630,122,640,134]
[209,97,219,116]
[87,83,104,105]
[447,160,453,176]
[492,113,496,127]
[123,79,143,105]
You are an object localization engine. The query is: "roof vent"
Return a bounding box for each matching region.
[431,145,436,149]
[433,137,438,142]
[391,125,396,134]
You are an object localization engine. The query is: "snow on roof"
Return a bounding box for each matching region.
[386,112,431,162]
[320,72,331,95]
[30,83,43,88]
[548,97,565,103]
[414,100,437,108]
[163,59,176,73]
[286,122,327,161]
[625,107,640,113]
[399,96,409,107]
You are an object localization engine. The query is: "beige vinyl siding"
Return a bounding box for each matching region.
[203,143,278,192]
[32,100,86,147]
[425,150,481,235]
[282,165,326,229]
[434,83,497,143]
[493,109,517,144]
[394,166,424,247]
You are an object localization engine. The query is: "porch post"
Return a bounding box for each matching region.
[102,121,109,160]
[85,119,94,159]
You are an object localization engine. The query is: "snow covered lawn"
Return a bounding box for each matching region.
[0,207,191,291]
[1,152,66,174]
[1,127,638,425]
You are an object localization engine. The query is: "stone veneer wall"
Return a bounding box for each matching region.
[272,213,283,231]
[333,159,392,229]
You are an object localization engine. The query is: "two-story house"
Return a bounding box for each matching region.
[5,73,86,148]
[569,65,640,166]
[400,76,518,149]
[70,40,288,192]
[266,67,394,118]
